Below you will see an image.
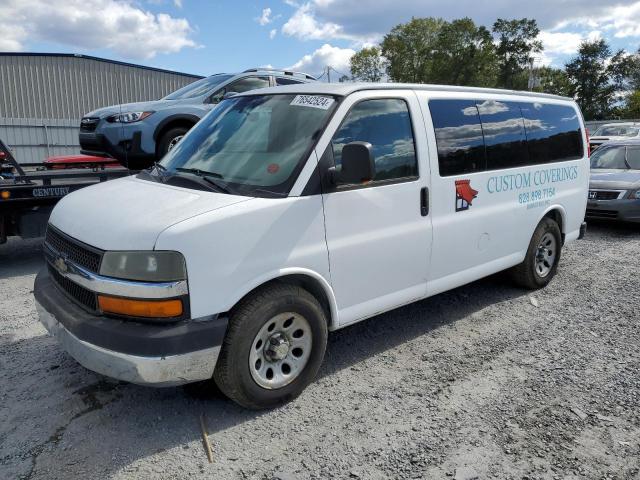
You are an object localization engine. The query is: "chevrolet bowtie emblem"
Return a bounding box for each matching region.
[54,256,68,274]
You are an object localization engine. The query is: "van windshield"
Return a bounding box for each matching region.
[163,74,234,100]
[160,94,338,196]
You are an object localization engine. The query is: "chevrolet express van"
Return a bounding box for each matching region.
[35,84,589,409]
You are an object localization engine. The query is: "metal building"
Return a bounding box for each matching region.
[0,53,203,163]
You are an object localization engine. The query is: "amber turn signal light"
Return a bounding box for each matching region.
[98,295,183,318]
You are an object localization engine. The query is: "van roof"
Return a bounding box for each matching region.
[242,82,573,101]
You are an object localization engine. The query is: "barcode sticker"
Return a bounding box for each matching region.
[290,95,335,110]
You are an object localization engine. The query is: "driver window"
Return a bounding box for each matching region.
[208,76,270,104]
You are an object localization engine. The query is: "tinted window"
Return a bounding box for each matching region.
[520,103,583,163]
[276,77,304,85]
[227,76,270,93]
[332,99,417,181]
[429,99,486,176]
[163,74,234,100]
[476,100,529,169]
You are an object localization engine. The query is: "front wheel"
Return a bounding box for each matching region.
[213,283,328,409]
[510,217,562,289]
[156,126,189,160]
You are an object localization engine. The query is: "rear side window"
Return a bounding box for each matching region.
[276,77,304,85]
[332,99,418,181]
[476,100,529,170]
[520,103,583,163]
[429,99,486,176]
[430,99,583,176]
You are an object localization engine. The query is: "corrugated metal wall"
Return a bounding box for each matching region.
[0,54,202,163]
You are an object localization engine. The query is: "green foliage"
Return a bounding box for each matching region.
[349,47,385,82]
[381,17,445,83]
[623,90,640,119]
[535,67,573,96]
[353,15,640,122]
[565,39,623,120]
[430,18,497,87]
[492,18,542,90]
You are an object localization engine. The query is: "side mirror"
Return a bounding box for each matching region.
[223,91,239,100]
[329,141,375,185]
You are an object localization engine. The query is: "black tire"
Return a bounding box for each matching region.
[213,283,328,409]
[156,126,190,159]
[511,217,562,289]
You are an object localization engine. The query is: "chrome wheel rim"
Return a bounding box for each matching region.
[249,312,312,390]
[167,135,184,151]
[535,232,557,278]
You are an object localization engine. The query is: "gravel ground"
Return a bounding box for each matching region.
[1,223,639,480]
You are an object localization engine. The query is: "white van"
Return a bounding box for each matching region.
[34,84,589,409]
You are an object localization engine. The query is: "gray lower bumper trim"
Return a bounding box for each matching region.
[36,300,219,387]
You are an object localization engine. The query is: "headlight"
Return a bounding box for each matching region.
[100,251,186,282]
[107,111,153,123]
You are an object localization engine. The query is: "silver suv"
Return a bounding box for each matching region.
[79,68,316,170]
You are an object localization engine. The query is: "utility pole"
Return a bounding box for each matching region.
[327,66,331,83]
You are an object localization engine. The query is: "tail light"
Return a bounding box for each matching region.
[586,129,591,157]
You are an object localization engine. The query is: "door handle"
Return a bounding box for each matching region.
[420,187,429,217]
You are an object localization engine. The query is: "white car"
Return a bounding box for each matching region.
[34,83,589,409]
[589,122,640,152]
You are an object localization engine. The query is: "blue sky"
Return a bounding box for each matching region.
[1,0,640,78]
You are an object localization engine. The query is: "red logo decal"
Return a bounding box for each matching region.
[267,163,280,174]
[455,179,478,212]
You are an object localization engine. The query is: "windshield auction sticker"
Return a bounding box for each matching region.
[290,95,335,110]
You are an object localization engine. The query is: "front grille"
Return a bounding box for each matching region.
[80,117,100,132]
[586,208,618,218]
[48,263,98,311]
[45,226,102,273]
[589,190,622,200]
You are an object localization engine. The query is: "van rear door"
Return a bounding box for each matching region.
[317,90,432,326]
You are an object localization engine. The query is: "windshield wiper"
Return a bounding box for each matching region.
[623,148,632,169]
[175,167,224,179]
[173,167,231,193]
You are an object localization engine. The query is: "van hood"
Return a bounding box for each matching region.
[589,169,640,190]
[48,176,252,250]
[84,100,176,119]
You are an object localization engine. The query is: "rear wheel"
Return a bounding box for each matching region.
[511,217,562,289]
[156,126,190,160]
[213,283,328,409]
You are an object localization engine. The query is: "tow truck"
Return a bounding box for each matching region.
[0,138,131,243]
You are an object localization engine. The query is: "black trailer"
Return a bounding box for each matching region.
[0,138,131,244]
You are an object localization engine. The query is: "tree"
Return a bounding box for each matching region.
[493,18,542,90]
[430,18,497,87]
[350,47,385,82]
[565,39,622,120]
[622,90,640,118]
[535,67,573,96]
[381,17,444,83]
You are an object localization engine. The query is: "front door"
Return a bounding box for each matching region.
[319,91,432,326]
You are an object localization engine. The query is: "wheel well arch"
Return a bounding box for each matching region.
[153,115,199,143]
[226,272,338,330]
[542,206,566,242]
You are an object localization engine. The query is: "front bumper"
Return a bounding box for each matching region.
[586,198,640,223]
[34,269,228,386]
[79,129,154,168]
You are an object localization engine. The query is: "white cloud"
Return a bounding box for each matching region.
[0,0,198,59]
[287,43,355,78]
[173,0,182,8]
[257,7,273,26]
[281,0,640,54]
[270,28,277,40]
[282,3,344,40]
